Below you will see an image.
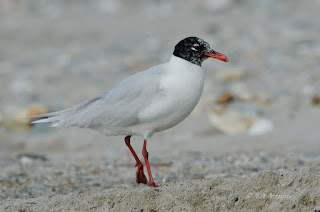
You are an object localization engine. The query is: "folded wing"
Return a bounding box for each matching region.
[28,65,164,129]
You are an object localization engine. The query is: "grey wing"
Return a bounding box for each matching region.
[31,65,164,128]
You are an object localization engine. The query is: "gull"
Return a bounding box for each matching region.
[28,37,229,187]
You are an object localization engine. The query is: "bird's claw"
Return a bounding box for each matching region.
[147,181,159,188]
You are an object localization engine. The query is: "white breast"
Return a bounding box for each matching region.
[138,55,204,137]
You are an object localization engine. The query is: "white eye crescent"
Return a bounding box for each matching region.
[191,44,200,51]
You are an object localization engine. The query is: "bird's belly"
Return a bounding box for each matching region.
[123,102,197,138]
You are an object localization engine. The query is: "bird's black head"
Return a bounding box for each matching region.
[173,37,229,66]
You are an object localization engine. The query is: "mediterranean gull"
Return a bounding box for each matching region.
[27,37,229,187]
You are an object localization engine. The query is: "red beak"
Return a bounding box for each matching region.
[204,51,229,63]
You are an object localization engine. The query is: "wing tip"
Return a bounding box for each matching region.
[31,119,47,124]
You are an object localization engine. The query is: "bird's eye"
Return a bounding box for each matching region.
[191,44,200,51]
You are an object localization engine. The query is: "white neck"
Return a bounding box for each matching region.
[168,55,202,72]
[169,55,201,68]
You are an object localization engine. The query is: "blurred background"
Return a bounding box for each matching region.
[0,0,320,199]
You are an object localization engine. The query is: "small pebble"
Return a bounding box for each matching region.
[311,96,320,105]
[216,92,234,104]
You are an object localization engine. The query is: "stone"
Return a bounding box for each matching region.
[208,105,272,135]
[216,68,246,82]
[208,106,259,135]
[230,83,270,104]
[1,107,29,131]
[17,153,47,165]
[216,91,234,104]
[1,103,49,131]
[230,83,254,101]
[248,118,274,136]
[311,95,320,105]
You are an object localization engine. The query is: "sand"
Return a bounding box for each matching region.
[1,168,320,211]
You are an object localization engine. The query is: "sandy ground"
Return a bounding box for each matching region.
[1,0,320,211]
[2,168,320,211]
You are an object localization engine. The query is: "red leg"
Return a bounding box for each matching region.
[142,140,159,187]
[125,136,148,184]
